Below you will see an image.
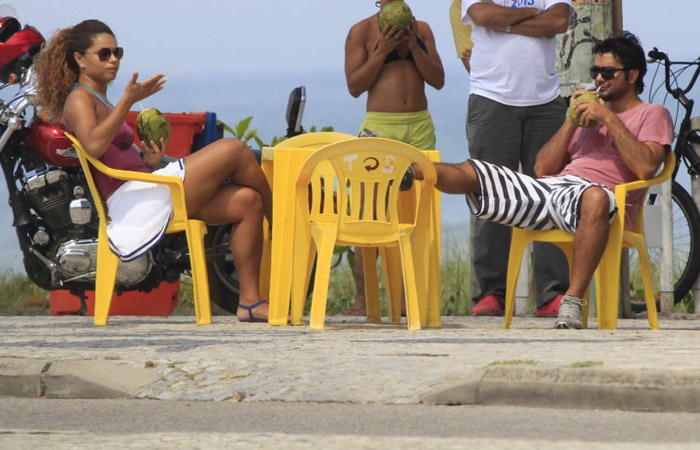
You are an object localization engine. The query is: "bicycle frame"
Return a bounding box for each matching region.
[648,47,700,179]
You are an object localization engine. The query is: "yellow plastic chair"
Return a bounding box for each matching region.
[274,132,357,150]
[65,133,212,326]
[263,132,358,324]
[291,137,436,330]
[504,152,676,330]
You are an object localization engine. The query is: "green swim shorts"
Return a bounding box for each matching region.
[358,110,436,150]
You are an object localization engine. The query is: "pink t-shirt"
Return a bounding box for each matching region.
[557,102,674,227]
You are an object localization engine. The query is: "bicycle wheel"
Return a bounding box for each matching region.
[629,181,700,313]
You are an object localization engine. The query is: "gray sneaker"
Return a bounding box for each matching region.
[554,295,586,329]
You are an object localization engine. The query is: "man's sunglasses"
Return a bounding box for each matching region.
[589,66,629,80]
[90,47,124,62]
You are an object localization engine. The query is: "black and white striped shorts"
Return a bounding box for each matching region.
[465,160,617,234]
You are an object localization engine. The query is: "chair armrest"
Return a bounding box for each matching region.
[613,152,675,197]
[64,132,186,201]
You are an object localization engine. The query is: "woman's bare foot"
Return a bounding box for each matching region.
[237,299,269,322]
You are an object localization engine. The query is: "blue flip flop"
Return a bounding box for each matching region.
[238,300,268,323]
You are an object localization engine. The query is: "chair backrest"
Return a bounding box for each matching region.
[622,151,676,233]
[274,132,357,150]
[64,133,110,231]
[296,138,436,244]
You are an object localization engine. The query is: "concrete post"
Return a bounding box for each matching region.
[554,0,617,315]
[691,117,700,313]
[692,175,700,313]
[556,0,615,97]
[661,178,675,316]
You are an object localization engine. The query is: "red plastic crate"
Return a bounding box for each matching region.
[125,111,208,159]
[50,281,180,316]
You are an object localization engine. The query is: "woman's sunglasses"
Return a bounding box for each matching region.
[589,66,629,80]
[90,47,124,62]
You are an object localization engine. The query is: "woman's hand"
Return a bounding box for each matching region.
[403,19,420,51]
[123,72,167,107]
[374,23,403,56]
[141,137,167,169]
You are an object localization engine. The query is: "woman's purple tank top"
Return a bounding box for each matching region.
[92,119,152,199]
[69,84,152,199]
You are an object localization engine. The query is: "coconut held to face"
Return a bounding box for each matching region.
[568,92,599,128]
[136,108,171,150]
[378,1,413,31]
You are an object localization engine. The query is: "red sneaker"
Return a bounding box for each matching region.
[536,294,564,317]
[471,295,504,316]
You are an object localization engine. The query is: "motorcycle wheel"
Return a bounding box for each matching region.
[205,224,240,313]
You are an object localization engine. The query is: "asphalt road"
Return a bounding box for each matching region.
[2,398,700,446]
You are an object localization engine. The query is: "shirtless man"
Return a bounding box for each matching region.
[344,0,444,314]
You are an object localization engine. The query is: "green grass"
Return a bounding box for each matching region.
[484,359,538,367]
[439,226,472,316]
[0,270,50,315]
[569,361,603,368]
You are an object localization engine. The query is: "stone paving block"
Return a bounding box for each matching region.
[44,360,160,399]
[0,358,47,398]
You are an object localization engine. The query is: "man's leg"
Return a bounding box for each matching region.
[555,187,611,329]
[521,97,570,311]
[467,95,523,311]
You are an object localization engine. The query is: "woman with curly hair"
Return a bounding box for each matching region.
[34,19,271,322]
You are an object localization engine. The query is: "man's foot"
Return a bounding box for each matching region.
[554,295,586,329]
[237,299,269,323]
[471,295,504,316]
[536,294,564,317]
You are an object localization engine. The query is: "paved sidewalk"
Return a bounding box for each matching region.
[2,315,700,411]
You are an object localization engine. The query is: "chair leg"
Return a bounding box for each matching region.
[582,285,591,329]
[412,220,431,328]
[291,227,315,326]
[595,237,623,330]
[259,217,272,300]
[636,243,660,330]
[426,221,442,328]
[362,247,381,324]
[309,227,336,330]
[186,221,212,325]
[504,230,529,329]
[398,232,421,331]
[93,236,120,326]
[379,246,403,324]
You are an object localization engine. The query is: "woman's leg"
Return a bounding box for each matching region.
[191,183,268,320]
[183,138,272,221]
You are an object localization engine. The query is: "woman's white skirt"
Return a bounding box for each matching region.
[105,159,186,261]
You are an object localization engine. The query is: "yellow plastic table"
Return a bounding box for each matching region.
[260,135,441,328]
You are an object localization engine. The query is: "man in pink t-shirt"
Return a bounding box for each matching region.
[415,31,674,329]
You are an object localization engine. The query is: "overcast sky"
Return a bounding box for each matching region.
[11,0,700,80]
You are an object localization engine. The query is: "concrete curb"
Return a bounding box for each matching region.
[421,366,700,412]
[0,358,160,399]
[5,356,700,412]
